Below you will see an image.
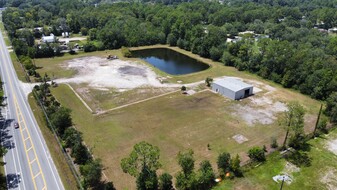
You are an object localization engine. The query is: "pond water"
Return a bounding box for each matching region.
[131,48,209,75]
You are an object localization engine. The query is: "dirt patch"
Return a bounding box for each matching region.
[118,66,147,77]
[326,139,337,155]
[283,161,300,173]
[320,168,337,190]
[57,56,179,90]
[232,134,248,144]
[231,97,287,126]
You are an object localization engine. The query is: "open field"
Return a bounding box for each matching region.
[28,94,78,190]
[31,45,322,189]
[214,128,337,190]
[51,79,320,189]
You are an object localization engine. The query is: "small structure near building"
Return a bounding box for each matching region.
[41,33,56,43]
[212,78,253,100]
[62,32,69,38]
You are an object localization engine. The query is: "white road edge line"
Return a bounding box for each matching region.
[2,30,63,190]
[0,31,26,190]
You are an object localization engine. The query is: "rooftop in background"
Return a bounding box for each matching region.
[213,78,253,92]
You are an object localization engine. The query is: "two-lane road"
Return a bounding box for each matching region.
[0,26,64,189]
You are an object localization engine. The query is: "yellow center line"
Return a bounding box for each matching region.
[30,158,36,164]
[24,136,31,141]
[1,40,47,189]
[33,172,41,179]
[26,146,33,152]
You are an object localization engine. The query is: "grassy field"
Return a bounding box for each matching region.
[214,128,337,190]
[51,82,321,189]
[28,94,78,190]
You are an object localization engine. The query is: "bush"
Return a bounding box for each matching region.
[159,173,173,190]
[271,137,278,148]
[121,46,132,57]
[83,42,97,52]
[248,146,266,162]
[205,77,213,87]
[285,151,311,167]
[317,117,328,134]
[181,86,186,91]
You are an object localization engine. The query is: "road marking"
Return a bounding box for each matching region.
[0,42,26,189]
[27,146,33,152]
[24,137,30,142]
[33,172,41,179]
[1,40,47,190]
[30,158,36,164]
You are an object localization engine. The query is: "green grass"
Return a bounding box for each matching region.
[10,52,27,82]
[214,128,337,190]
[51,83,321,189]
[38,44,322,189]
[0,157,6,190]
[28,93,78,190]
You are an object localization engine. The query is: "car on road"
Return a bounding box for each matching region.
[14,122,19,129]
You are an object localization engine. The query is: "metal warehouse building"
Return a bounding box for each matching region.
[212,78,253,100]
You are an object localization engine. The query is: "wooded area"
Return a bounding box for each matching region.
[2,0,337,102]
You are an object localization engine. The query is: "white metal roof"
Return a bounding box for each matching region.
[213,78,253,92]
[42,36,55,42]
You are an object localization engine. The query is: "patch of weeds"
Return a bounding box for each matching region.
[285,151,311,167]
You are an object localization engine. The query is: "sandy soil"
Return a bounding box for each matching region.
[57,56,180,90]
[230,89,288,126]
[321,168,337,190]
[326,139,337,155]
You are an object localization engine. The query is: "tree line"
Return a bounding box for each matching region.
[120,100,333,189]
[32,79,115,190]
[2,0,337,103]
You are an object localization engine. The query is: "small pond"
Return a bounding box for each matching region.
[131,48,209,75]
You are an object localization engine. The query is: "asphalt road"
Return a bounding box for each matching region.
[0,29,64,189]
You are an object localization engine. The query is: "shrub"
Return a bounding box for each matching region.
[248,146,266,162]
[121,46,132,57]
[181,86,186,91]
[271,137,278,148]
[285,151,311,167]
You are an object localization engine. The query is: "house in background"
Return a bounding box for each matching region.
[212,78,253,100]
[41,33,56,43]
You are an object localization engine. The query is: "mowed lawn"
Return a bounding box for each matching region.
[214,128,337,190]
[51,83,320,189]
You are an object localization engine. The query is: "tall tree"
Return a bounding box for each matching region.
[175,149,196,190]
[282,101,305,149]
[121,141,161,190]
[217,152,231,177]
[197,160,215,189]
[325,92,337,123]
[159,173,173,190]
[80,159,103,188]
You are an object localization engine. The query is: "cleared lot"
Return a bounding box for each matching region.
[51,80,319,189]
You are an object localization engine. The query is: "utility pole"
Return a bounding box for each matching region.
[280,176,285,190]
[313,104,323,138]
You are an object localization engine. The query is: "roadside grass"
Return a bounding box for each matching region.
[214,128,337,190]
[50,83,321,189]
[10,52,26,82]
[0,158,5,190]
[28,93,78,190]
